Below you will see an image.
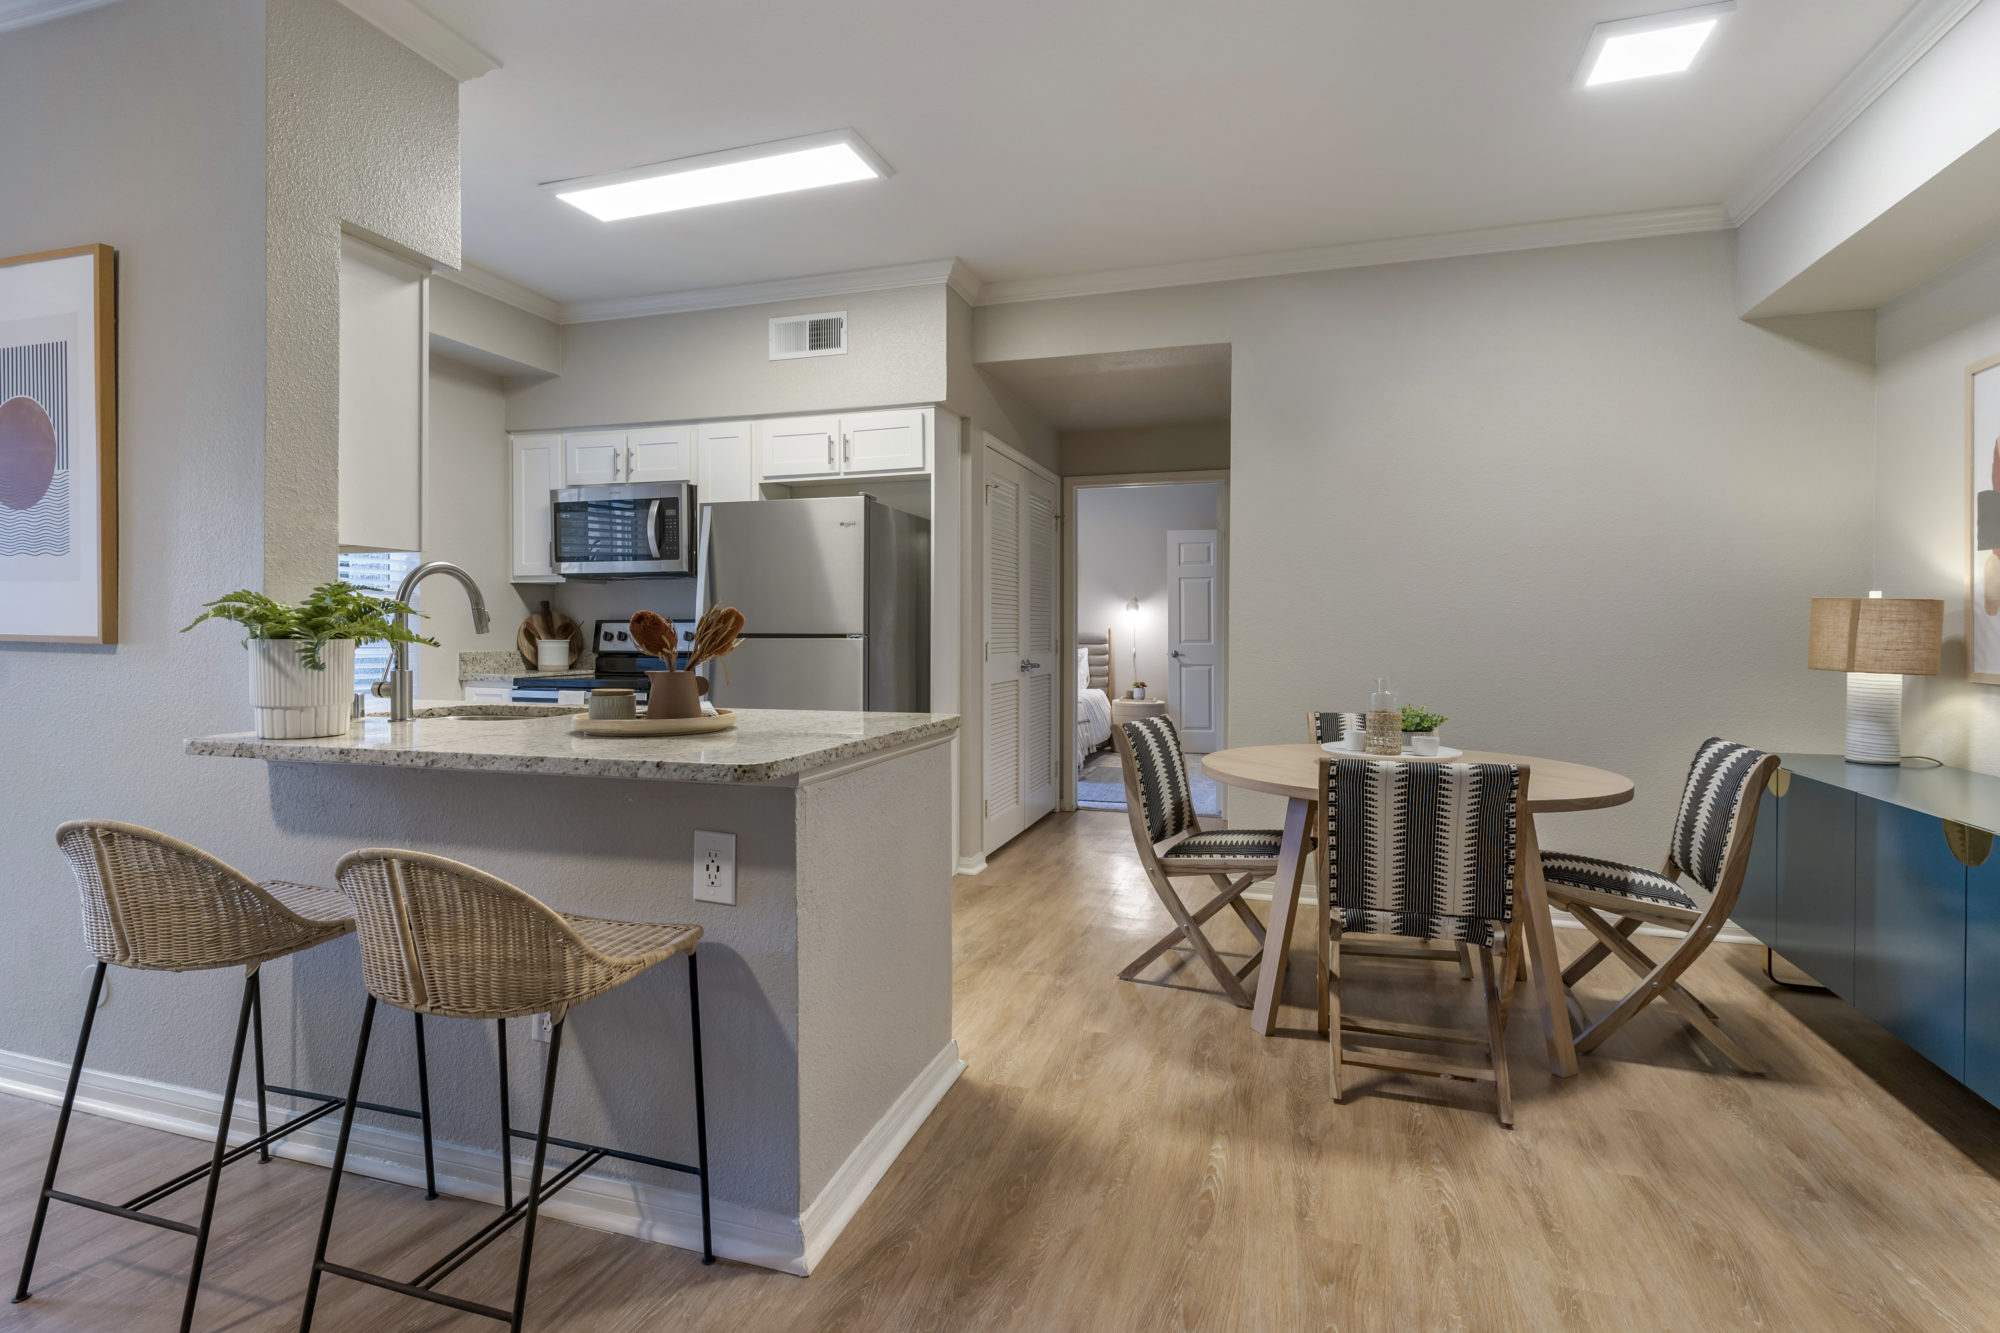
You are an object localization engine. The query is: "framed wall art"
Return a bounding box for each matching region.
[0,244,116,644]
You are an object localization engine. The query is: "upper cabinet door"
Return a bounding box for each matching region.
[626,425,694,484]
[510,433,564,583]
[697,421,755,505]
[842,409,927,474]
[564,431,626,486]
[757,415,842,481]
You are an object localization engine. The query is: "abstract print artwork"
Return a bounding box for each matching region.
[0,245,115,643]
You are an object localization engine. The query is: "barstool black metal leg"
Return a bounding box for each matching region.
[300,996,378,1333]
[179,970,258,1333]
[496,1018,514,1211]
[13,960,106,1305]
[687,952,713,1265]
[510,1017,565,1333]
[412,1012,438,1199]
[251,969,272,1162]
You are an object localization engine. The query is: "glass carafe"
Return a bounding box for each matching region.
[1364,677,1402,756]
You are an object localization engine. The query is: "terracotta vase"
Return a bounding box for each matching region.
[646,670,709,719]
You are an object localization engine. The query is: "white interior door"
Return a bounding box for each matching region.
[1167,528,1223,752]
[982,447,1061,853]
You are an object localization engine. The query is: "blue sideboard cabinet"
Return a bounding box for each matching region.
[1738,755,2000,1106]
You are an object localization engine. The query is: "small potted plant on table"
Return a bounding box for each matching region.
[184,582,435,739]
[1400,705,1448,756]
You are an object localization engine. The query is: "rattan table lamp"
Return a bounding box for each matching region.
[1808,595,1944,764]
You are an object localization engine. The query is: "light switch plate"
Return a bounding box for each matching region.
[693,830,736,905]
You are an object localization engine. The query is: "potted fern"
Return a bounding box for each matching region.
[1400,705,1448,756]
[184,583,435,739]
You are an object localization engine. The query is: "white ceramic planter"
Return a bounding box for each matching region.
[1408,732,1441,757]
[249,637,354,739]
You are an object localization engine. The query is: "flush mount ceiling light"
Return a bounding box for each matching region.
[545,130,889,222]
[1579,2,1734,87]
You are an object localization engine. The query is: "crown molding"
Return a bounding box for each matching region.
[434,262,563,323]
[0,0,122,34]
[336,0,499,82]
[562,258,973,324]
[1723,0,1981,225]
[971,205,1731,306]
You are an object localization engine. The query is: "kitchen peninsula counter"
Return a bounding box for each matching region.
[187,707,959,784]
[184,706,961,1276]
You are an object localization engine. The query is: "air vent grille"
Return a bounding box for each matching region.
[769,311,847,360]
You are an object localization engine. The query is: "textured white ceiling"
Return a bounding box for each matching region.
[428,0,1915,306]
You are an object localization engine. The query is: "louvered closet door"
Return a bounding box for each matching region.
[983,454,1026,852]
[982,447,1062,854]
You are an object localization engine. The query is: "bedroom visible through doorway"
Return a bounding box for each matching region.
[1071,477,1227,816]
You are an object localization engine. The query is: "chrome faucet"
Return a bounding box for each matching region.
[371,561,491,721]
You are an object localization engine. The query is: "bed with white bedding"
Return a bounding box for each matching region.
[1076,632,1114,773]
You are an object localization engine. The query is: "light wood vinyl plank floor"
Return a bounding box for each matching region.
[6,810,2000,1329]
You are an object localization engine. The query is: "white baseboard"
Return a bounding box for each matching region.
[955,855,988,876]
[0,1037,965,1276]
[1237,889,1757,947]
[797,1040,965,1272]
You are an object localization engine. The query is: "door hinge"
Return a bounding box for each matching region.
[982,799,989,818]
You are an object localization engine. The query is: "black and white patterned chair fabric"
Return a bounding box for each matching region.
[1535,853,1694,911]
[1312,711,1366,745]
[1326,759,1520,946]
[1540,737,1769,905]
[1162,830,1284,862]
[1120,715,1199,845]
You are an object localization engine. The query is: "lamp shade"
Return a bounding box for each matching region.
[1807,597,1943,676]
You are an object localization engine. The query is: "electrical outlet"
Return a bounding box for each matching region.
[530,1013,552,1043]
[693,830,736,905]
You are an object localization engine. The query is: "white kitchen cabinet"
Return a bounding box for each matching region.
[697,421,755,504]
[462,683,512,704]
[510,432,565,583]
[626,425,694,483]
[843,409,927,474]
[564,430,626,486]
[757,415,843,481]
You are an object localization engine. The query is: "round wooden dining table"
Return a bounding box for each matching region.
[1201,744,1635,1077]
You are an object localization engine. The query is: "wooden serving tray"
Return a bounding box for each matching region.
[570,710,736,738]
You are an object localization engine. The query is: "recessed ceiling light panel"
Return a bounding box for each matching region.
[1579,2,1734,87]
[545,130,890,222]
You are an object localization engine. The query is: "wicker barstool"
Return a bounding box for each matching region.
[300,848,711,1332]
[13,820,441,1333]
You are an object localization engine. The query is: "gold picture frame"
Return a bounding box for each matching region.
[1967,352,2000,683]
[0,243,117,644]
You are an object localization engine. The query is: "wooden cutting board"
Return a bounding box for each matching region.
[569,710,736,737]
[517,600,585,670]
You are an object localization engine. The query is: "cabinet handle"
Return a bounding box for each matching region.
[843,433,852,466]
[827,437,835,467]
[1944,819,1994,868]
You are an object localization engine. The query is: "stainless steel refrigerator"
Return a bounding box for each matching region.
[696,495,929,712]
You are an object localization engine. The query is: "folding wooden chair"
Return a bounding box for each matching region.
[1112,715,1290,1007]
[1310,710,1478,981]
[1320,757,1524,1126]
[1540,737,1779,1072]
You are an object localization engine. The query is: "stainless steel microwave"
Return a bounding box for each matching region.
[552,481,694,578]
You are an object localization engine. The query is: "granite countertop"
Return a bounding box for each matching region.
[186,706,961,784]
[459,649,596,682]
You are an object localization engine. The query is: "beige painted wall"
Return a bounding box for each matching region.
[1874,234,2000,770]
[0,0,274,1078]
[266,0,460,598]
[1061,422,1229,476]
[419,355,533,684]
[979,232,1878,862]
[506,285,949,432]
